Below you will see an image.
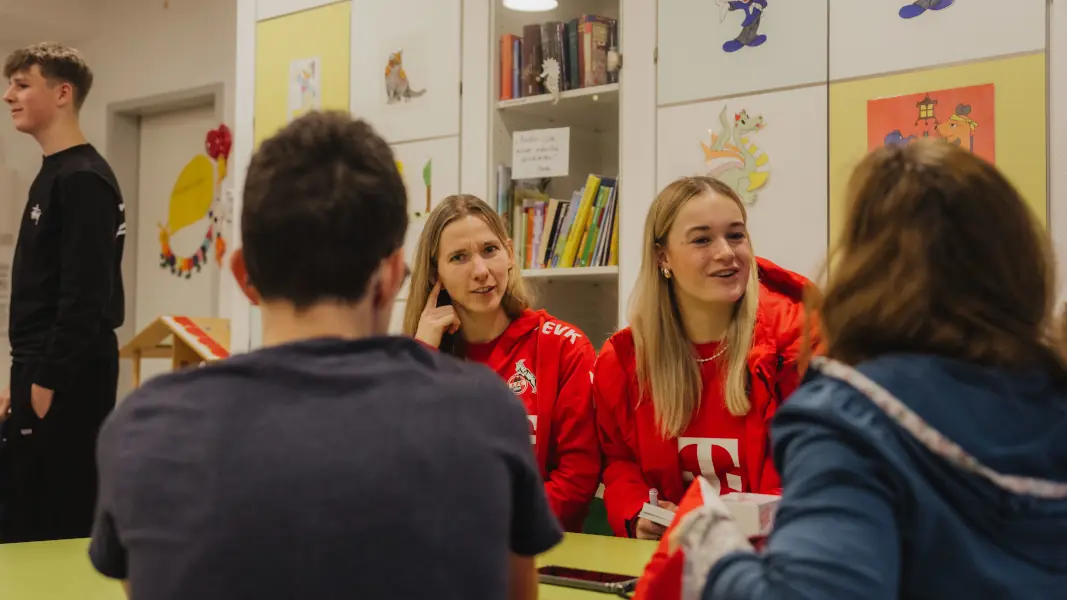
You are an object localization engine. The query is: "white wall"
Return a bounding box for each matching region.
[658,0,828,104]
[2,0,237,181]
[830,0,1045,80]
[220,0,1067,350]
[657,86,828,280]
[0,0,103,50]
[349,0,462,144]
[1053,1,1067,301]
[0,0,237,385]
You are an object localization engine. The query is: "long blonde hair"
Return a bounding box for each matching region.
[630,177,760,437]
[402,194,532,354]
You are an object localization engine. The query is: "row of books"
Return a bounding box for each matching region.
[496,168,619,270]
[499,15,619,101]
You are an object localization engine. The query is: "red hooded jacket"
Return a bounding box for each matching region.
[465,309,601,531]
[592,257,817,537]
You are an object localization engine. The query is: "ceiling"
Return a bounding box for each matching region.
[0,0,106,49]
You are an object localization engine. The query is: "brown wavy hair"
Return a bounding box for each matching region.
[811,139,1067,380]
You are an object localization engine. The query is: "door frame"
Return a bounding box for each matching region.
[105,83,227,399]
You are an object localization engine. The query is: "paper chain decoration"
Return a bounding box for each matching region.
[159,124,233,279]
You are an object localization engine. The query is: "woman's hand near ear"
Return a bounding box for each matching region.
[415,280,461,348]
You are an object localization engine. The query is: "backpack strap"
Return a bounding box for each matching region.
[812,357,1067,500]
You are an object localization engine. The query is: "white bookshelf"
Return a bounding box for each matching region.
[522,265,619,281]
[498,82,618,109]
[490,0,621,348]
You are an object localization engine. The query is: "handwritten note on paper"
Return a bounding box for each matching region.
[512,127,570,180]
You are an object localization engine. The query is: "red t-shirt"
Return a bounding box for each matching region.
[593,328,786,537]
[463,309,601,532]
[594,257,818,538]
[676,341,749,495]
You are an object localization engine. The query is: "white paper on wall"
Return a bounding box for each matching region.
[657,86,829,280]
[288,57,322,122]
[349,0,461,144]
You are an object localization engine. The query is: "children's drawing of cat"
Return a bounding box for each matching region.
[385,50,426,104]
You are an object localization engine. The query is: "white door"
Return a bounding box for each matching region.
[133,104,221,384]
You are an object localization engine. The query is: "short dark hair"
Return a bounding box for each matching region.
[241,111,408,309]
[3,42,94,109]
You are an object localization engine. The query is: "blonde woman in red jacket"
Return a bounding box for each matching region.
[404,194,600,531]
[593,176,818,540]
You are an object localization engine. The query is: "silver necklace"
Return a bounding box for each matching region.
[696,343,728,363]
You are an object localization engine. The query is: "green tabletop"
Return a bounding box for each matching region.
[0,538,118,600]
[538,533,657,599]
[0,533,655,599]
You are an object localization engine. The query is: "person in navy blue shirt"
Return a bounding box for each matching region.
[650,139,1067,599]
[88,111,562,600]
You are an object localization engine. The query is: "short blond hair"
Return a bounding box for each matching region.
[4,42,94,109]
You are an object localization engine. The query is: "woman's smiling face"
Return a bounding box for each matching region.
[659,190,753,306]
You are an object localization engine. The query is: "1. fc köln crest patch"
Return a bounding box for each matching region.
[507,359,538,395]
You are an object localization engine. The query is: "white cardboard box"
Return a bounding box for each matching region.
[721,493,780,537]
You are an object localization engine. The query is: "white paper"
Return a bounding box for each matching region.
[511,127,570,180]
[288,57,322,122]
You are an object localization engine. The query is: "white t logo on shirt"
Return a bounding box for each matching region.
[678,437,742,492]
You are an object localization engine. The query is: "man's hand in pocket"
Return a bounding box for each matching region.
[0,385,9,422]
[31,384,53,419]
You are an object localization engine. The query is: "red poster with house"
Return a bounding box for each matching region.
[866,83,995,164]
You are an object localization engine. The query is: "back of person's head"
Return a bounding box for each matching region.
[630,176,760,437]
[816,139,1067,378]
[3,42,93,110]
[235,110,408,311]
[402,194,531,352]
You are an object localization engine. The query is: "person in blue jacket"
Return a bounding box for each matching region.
[661,139,1067,599]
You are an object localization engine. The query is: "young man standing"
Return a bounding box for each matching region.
[89,111,562,599]
[0,43,125,543]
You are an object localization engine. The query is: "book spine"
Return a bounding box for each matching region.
[500,35,514,100]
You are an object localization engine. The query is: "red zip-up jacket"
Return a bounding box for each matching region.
[593,257,818,537]
[465,309,601,531]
